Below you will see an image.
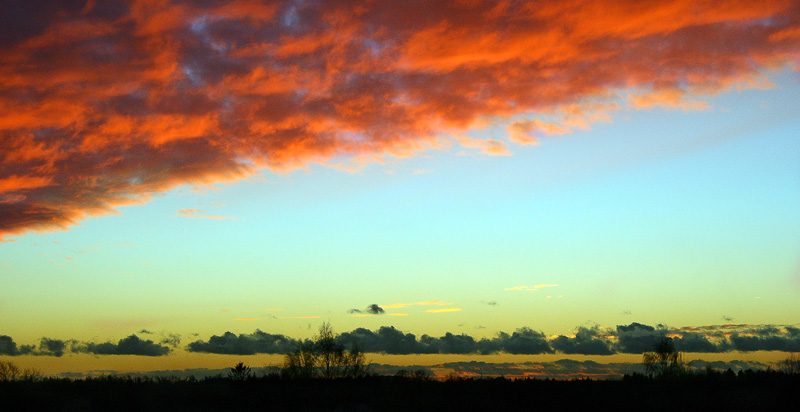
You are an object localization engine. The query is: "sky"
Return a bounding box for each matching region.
[1,0,799,378]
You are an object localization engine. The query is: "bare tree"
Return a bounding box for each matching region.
[282,322,369,379]
[283,341,319,379]
[780,353,800,374]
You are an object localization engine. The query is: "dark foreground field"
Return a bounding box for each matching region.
[2,371,797,412]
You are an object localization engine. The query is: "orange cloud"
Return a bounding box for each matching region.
[456,136,512,156]
[383,301,454,309]
[425,308,463,313]
[2,0,799,239]
[507,119,571,145]
[629,88,709,110]
[0,175,53,193]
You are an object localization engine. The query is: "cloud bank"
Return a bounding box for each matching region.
[2,0,799,239]
[3,323,800,356]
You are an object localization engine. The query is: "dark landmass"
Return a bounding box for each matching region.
[1,370,797,412]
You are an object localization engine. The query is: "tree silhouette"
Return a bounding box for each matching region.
[228,362,252,380]
[282,322,368,379]
[0,360,40,381]
[642,337,687,378]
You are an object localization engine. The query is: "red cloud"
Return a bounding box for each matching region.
[2,0,799,239]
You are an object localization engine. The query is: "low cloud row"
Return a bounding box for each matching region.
[3,323,799,357]
[0,334,173,357]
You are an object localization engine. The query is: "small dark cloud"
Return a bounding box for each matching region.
[481,301,498,306]
[139,329,154,334]
[348,304,385,315]
[160,333,182,348]
[366,304,385,314]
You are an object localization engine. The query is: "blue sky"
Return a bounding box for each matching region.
[3,70,798,345]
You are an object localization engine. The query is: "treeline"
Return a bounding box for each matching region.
[1,369,798,412]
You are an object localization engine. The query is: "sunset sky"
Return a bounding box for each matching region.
[1,0,799,377]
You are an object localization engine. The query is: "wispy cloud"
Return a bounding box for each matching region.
[383,301,453,309]
[2,1,798,239]
[505,284,558,291]
[176,209,238,220]
[278,316,321,319]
